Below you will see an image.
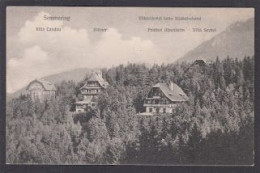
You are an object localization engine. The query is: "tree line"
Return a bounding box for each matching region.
[6,56,254,165]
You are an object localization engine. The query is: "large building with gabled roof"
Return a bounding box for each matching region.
[26,79,56,101]
[76,71,108,113]
[143,81,188,114]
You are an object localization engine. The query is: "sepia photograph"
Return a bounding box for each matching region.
[6,7,254,165]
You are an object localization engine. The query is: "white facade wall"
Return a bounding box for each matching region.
[145,105,175,114]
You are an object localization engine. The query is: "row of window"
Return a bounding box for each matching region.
[148,107,176,113]
[30,91,55,101]
[82,89,100,94]
[145,99,170,104]
[149,107,167,113]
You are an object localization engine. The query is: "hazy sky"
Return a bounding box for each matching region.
[6,7,254,93]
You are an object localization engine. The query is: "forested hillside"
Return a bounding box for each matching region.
[6,56,254,165]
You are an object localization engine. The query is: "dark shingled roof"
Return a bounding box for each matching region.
[153,82,188,102]
[81,71,109,89]
[27,79,56,91]
[184,59,206,73]
[193,60,206,66]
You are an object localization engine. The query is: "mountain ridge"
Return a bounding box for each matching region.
[177,18,254,62]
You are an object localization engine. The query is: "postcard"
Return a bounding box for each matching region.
[6,7,254,165]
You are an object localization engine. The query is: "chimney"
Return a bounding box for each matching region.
[168,81,174,91]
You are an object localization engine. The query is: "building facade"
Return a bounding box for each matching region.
[26,79,56,101]
[76,71,109,113]
[143,81,188,115]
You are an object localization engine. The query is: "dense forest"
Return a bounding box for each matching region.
[6,56,254,165]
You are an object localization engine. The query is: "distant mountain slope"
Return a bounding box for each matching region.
[8,68,91,99]
[42,68,91,84]
[178,18,254,62]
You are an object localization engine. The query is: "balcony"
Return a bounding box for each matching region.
[81,90,100,95]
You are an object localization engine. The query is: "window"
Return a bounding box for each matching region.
[156,108,160,113]
[149,108,153,112]
[155,100,159,104]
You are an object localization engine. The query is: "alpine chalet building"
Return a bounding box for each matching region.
[143,81,188,114]
[76,71,109,113]
[26,79,56,101]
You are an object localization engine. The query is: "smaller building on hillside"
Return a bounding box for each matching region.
[185,59,206,74]
[143,81,188,114]
[192,59,206,66]
[76,71,109,113]
[26,79,56,101]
